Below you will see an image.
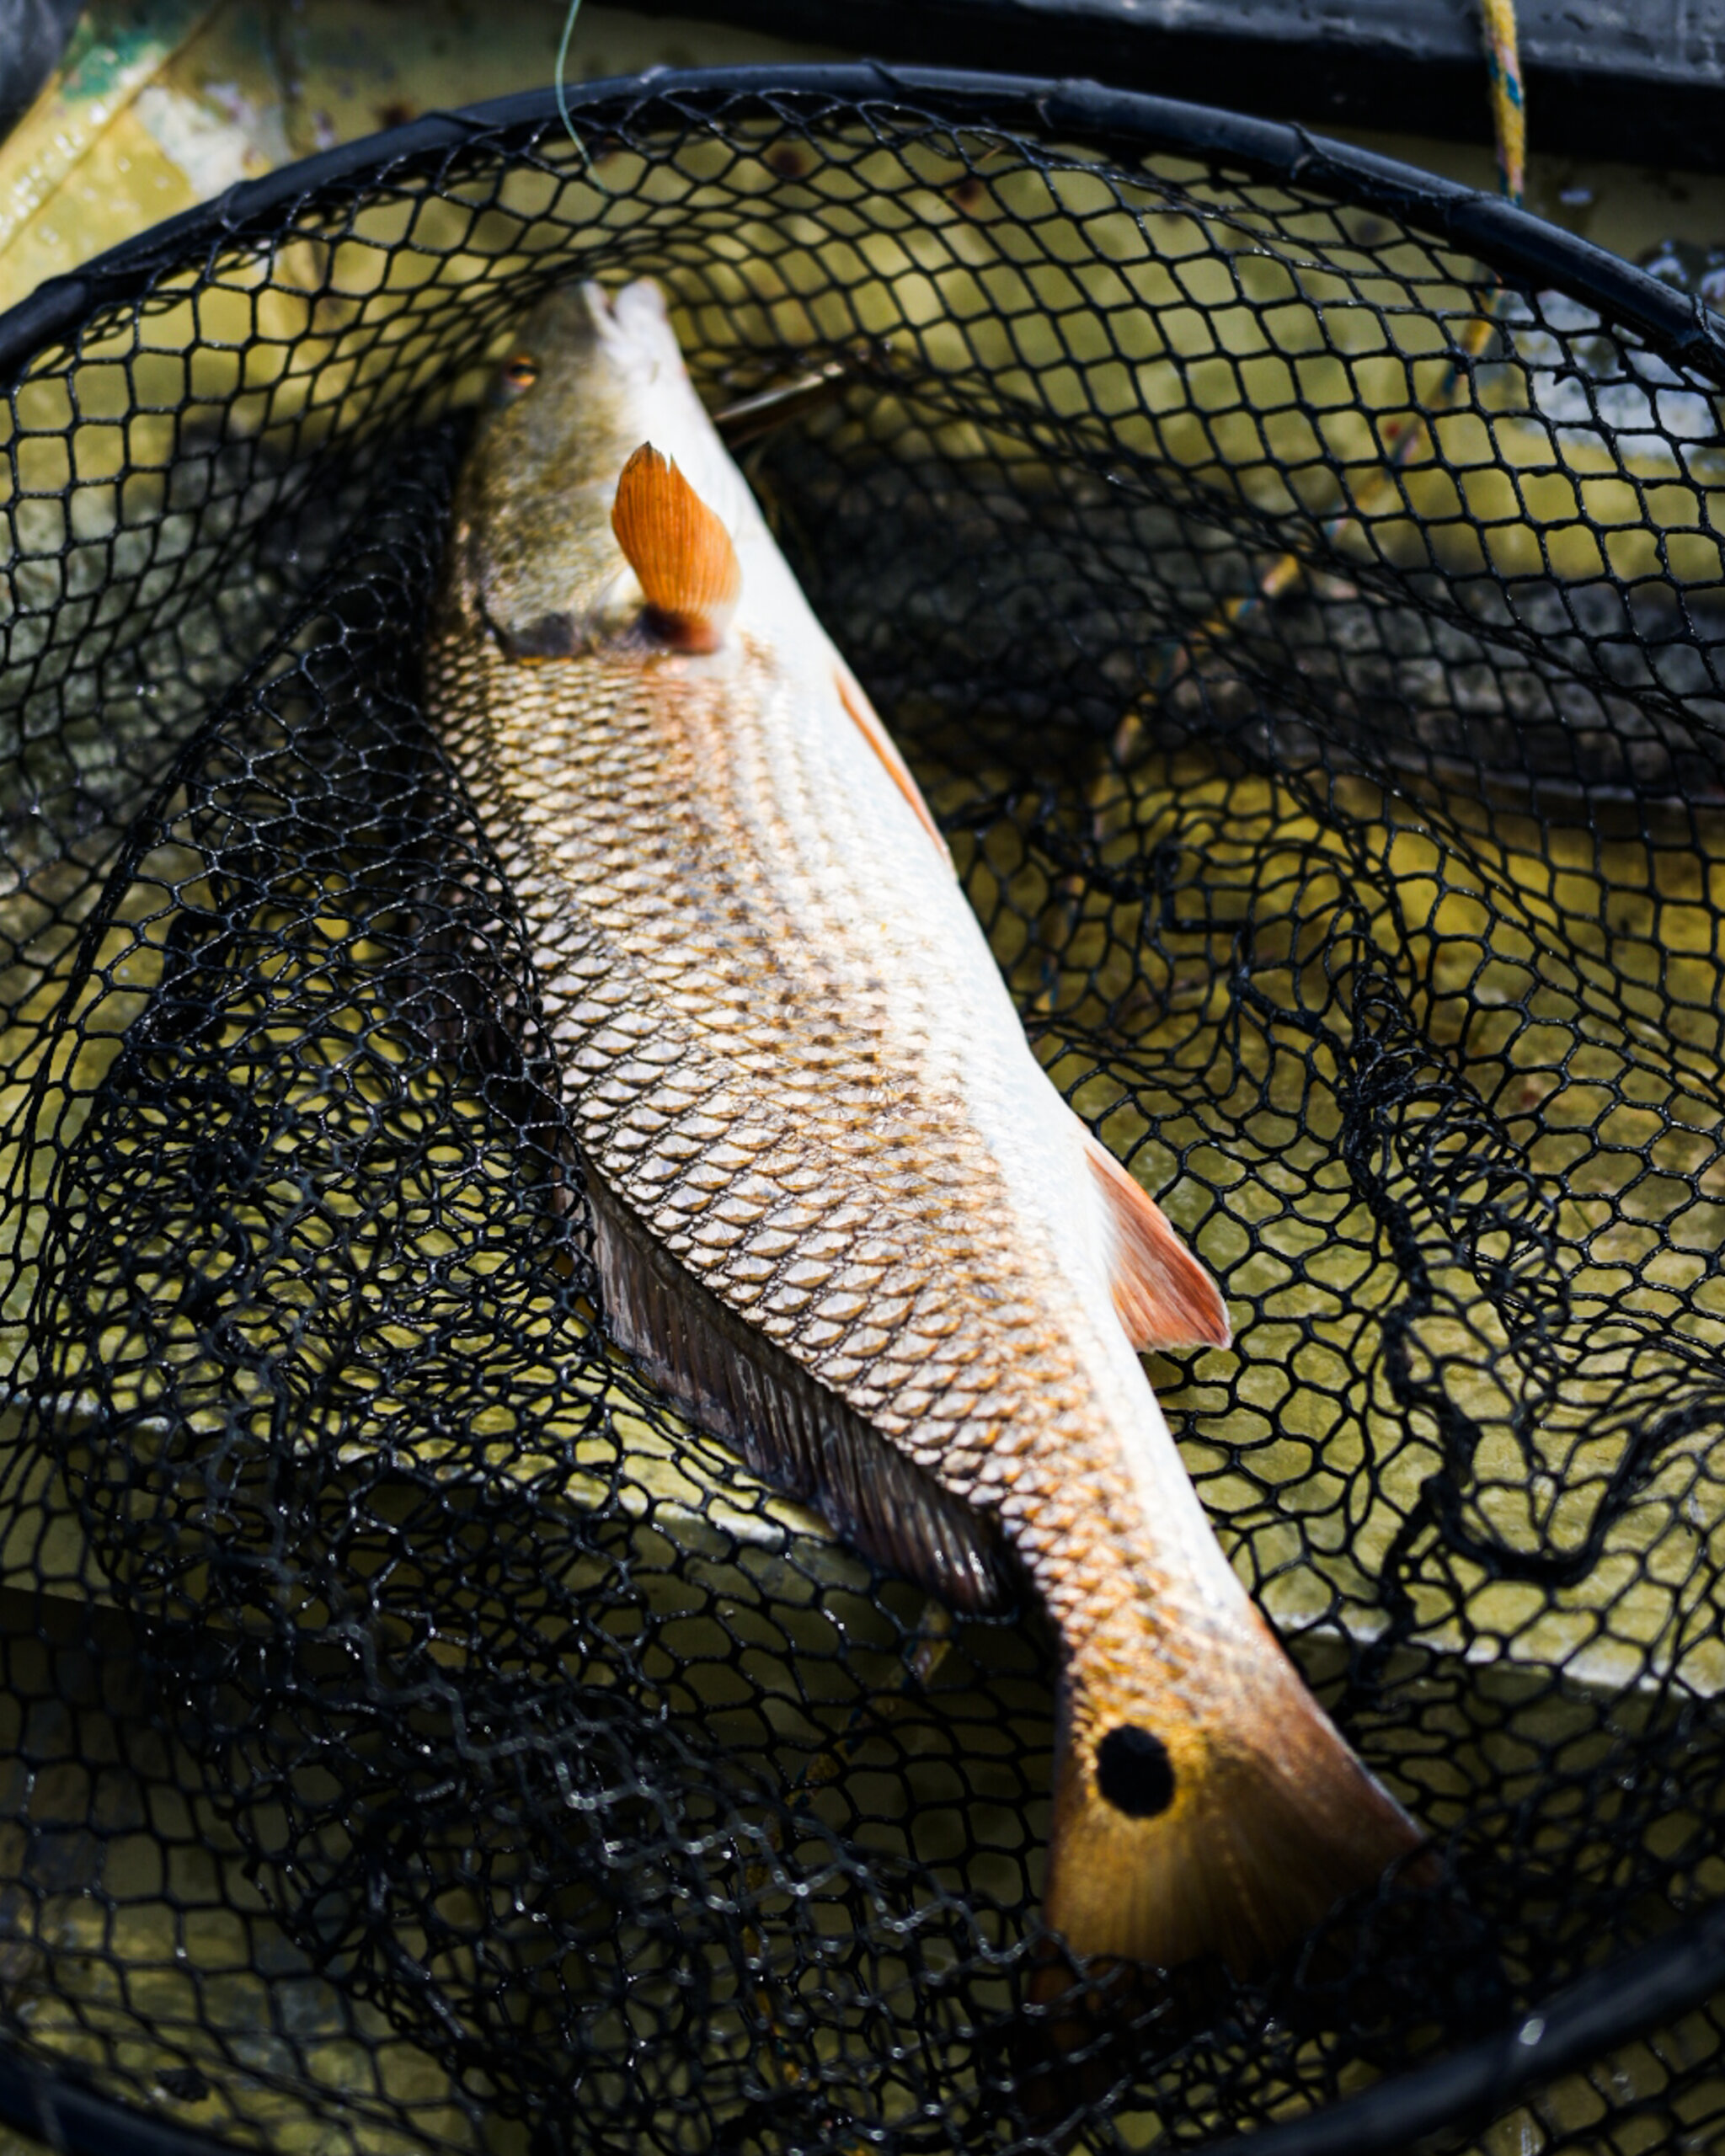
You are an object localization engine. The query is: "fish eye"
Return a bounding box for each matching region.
[499,354,539,393]
[1095,1725,1175,1817]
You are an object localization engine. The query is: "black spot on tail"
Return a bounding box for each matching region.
[1096,1726,1175,1817]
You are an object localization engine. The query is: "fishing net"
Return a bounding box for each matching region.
[0,63,1723,2156]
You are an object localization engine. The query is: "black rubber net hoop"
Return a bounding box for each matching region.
[0,67,1722,2156]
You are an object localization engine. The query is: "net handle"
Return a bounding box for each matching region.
[1201,1897,1725,2155]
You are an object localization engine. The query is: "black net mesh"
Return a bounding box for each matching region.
[1,67,1724,2156]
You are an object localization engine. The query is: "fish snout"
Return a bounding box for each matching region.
[611,277,670,330]
[585,275,677,373]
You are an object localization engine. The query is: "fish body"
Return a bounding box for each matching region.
[428,280,1423,1973]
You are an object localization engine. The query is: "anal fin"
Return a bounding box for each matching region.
[1085,1135,1231,1353]
[589,1173,1009,1614]
[832,660,951,862]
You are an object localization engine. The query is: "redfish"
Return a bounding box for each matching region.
[428,278,1425,1976]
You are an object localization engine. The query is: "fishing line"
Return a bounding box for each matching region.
[554,0,607,187]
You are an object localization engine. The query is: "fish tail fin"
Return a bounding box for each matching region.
[1044,1630,1427,1977]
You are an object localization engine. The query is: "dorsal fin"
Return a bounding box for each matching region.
[1085,1134,1231,1352]
[831,660,951,862]
[611,443,741,652]
[586,1171,1010,1615]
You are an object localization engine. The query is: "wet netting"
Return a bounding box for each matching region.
[1,63,1725,2156]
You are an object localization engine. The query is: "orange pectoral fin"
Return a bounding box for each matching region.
[832,660,951,864]
[1085,1135,1231,1352]
[611,442,742,652]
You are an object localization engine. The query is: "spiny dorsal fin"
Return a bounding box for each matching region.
[1085,1134,1231,1352]
[831,660,951,862]
[611,443,741,652]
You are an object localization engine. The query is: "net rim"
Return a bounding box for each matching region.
[0,58,1720,2156]
[0,1903,1719,2156]
[0,64,1721,391]
[1215,1897,1725,2155]
[0,2040,236,2156]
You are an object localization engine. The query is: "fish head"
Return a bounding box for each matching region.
[454,280,691,659]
